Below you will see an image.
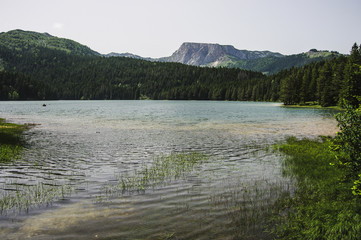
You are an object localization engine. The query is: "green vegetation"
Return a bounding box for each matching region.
[273,137,361,239]
[0,182,72,215]
[0,118,73,215]
[273,72,361,239]
[0,29,99,56]
[210,179,292,239]
[282,102,343,110]
[102,152,208,196]
[0,118,27,162]
[1,30,359,106]
[331,101,361,196]
[0,44,266,101]
[277,43,361,107]
[218,52,338,75]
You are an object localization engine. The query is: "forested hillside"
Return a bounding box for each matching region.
[271,43,361,107]
[219,50,340,75]
[0,30,360,106]
[0,29,100,56]
[0,44,267,101]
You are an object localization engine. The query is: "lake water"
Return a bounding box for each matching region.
[0,101,339,239]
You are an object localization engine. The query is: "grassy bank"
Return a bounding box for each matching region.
[0,118,27,162]
[273,137,361,239]
[282,103,343,111]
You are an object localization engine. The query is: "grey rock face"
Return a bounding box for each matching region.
[165,42,283,66]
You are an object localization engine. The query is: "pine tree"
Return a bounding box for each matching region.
[317,61,333,106]
[341,43,361,108]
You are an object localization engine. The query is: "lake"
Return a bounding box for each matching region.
[0,101,339,239]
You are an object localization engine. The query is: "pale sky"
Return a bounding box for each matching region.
[1,0,361,57]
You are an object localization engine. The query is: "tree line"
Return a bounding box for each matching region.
[0,43,360,106]
[0,44,267,101]
[270,43,360,107]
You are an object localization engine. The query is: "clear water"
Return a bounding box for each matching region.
[0,101,339,239]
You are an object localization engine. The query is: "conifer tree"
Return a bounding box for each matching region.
[341,43,361,108]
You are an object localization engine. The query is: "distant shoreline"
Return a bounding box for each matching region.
[282,104,343,111]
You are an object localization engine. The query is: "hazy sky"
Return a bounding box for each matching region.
[2,0,361,57]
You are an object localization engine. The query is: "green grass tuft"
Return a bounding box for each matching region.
[0,118,28,162]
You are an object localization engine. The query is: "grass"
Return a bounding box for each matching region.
[0,144,23,162]
[101,152,208,198]
[272,137,361,239]
[209,179,293,240]
[0,182,73,215]
[0,118,74,215]
[0,118,28,162]
[282,102,343,110]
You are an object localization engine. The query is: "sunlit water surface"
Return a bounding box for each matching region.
[0,101,339,239]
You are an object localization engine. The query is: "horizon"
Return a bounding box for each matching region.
[2,0,361,58]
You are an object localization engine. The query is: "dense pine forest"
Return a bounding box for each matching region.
[274,43,361,107]
[0,45,266,101]
[0,30,360,105]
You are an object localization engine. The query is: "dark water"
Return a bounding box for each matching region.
[0,101,338,239]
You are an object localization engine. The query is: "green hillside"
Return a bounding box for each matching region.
[0,29,359,108]
[0,29,100,56]
[0,32,267,101]
[215,51,341,75]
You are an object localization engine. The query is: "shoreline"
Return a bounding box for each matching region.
[282,104,343,111]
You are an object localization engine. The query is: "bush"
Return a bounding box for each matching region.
[331,101,361,195]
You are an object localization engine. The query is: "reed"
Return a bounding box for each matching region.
[103,152,208,196]
[209,179,293,239]
[0,182,72,215]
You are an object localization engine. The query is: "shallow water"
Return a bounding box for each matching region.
[0,101,339,239]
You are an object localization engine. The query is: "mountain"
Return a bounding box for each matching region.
[104,52,154,61]
[0,30,267,101]
[104,52,144,58]
[0,29,343,76]
[157,43,342,74]
[0,29,100,57]
[110,42,340,74]
[160,42,284,66]
[0,29,354,108]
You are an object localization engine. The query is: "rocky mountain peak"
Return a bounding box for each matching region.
[165,42,283,66]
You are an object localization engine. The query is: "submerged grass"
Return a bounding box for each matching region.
[102,152,208,197]
[272,137,361,239]
[209,178,293,239]
[0,182,73,215]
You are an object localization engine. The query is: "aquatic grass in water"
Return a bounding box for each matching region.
[209,179,293,240]
[0,182,72,215]
[103,152,208,196]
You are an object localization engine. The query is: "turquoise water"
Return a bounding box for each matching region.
[0,101,338,239]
